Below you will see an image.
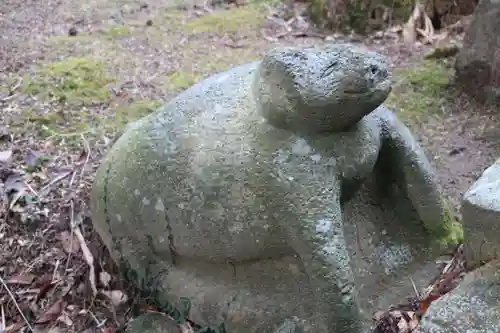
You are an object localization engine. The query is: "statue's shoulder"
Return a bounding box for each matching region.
[167,61,261,107]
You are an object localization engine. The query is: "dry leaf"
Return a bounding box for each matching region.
[99,271,112,287]
[178,322,194,333]
[57,312,73,326]
[35,277,57,303]
[4,321,25,333]
[34,299,66,325]
[6,272,36,285]
[0,150,12,163]
[58,231,80,254]
[101,290,128,307]
[372,310,385,321]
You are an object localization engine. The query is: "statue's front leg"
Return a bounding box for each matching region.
[281,186,362,333]
[376,107,461,244]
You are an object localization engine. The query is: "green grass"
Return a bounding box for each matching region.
[112,100,162,129]
[157,71,204,93]
[101,25,131,39]
[23,57,115,106]
[18,99,161,146]
[182,5,266,34]
[386,60,453,123]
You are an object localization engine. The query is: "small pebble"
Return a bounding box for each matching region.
[146,19,153,26]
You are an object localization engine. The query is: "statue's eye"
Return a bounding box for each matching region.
[369,65,379,75]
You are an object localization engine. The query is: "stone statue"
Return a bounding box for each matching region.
[91,43,459,333]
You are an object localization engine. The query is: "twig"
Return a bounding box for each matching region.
[88,310,107,330]
[1,304,5,331]
[52,259,60,281]
[0,77,22,102]
[39,170,73,194]
[64,200,76,274]
[409,277,420,298]
[0,275,36,333]
[43,126,90,141]
[24,181,39,198]
[74,223,98,296]
[79,134,91,181]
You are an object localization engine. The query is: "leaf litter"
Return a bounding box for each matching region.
[0,129,138,333]
[371,244,468,333]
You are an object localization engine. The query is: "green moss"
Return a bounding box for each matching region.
[436,201,464,247]
[164,72,203,93]
[386,60,453,123]
[310,0,327,26]
[17,109,91,145]
[47,33,93,44]
[101,25,131,39]
[182,5,266,34]
[112,100,162,129]
[23,57,114,106]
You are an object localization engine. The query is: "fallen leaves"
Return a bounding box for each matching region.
[34,299,66,325]
[0,150,13,163]
[371,244,467,333]
[101,290,128,307]
[0,135,130,333]
[5,272,36,286]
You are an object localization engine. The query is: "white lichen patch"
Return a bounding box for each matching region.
[155,197,166,212]
[315,219,332,234]
[374,243,413,275]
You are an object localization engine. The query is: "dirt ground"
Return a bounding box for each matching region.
[1,0,500,332]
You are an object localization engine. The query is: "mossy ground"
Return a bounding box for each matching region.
[387,59,454,124]
[12,4,268,141]
[23,57,115,106]
[182,5,266,34]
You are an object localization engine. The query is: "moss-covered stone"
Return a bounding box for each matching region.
[23,57,115,106]
[386,60,453,123]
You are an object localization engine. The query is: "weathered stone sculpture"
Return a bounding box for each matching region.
[91,44,459,333]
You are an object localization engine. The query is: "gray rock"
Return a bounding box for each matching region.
[462,158,500,267]
[91,43,460,333]
[416,260,500,333]
[454,0,500,103]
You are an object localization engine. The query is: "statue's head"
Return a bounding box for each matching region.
[253,43,392,134]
